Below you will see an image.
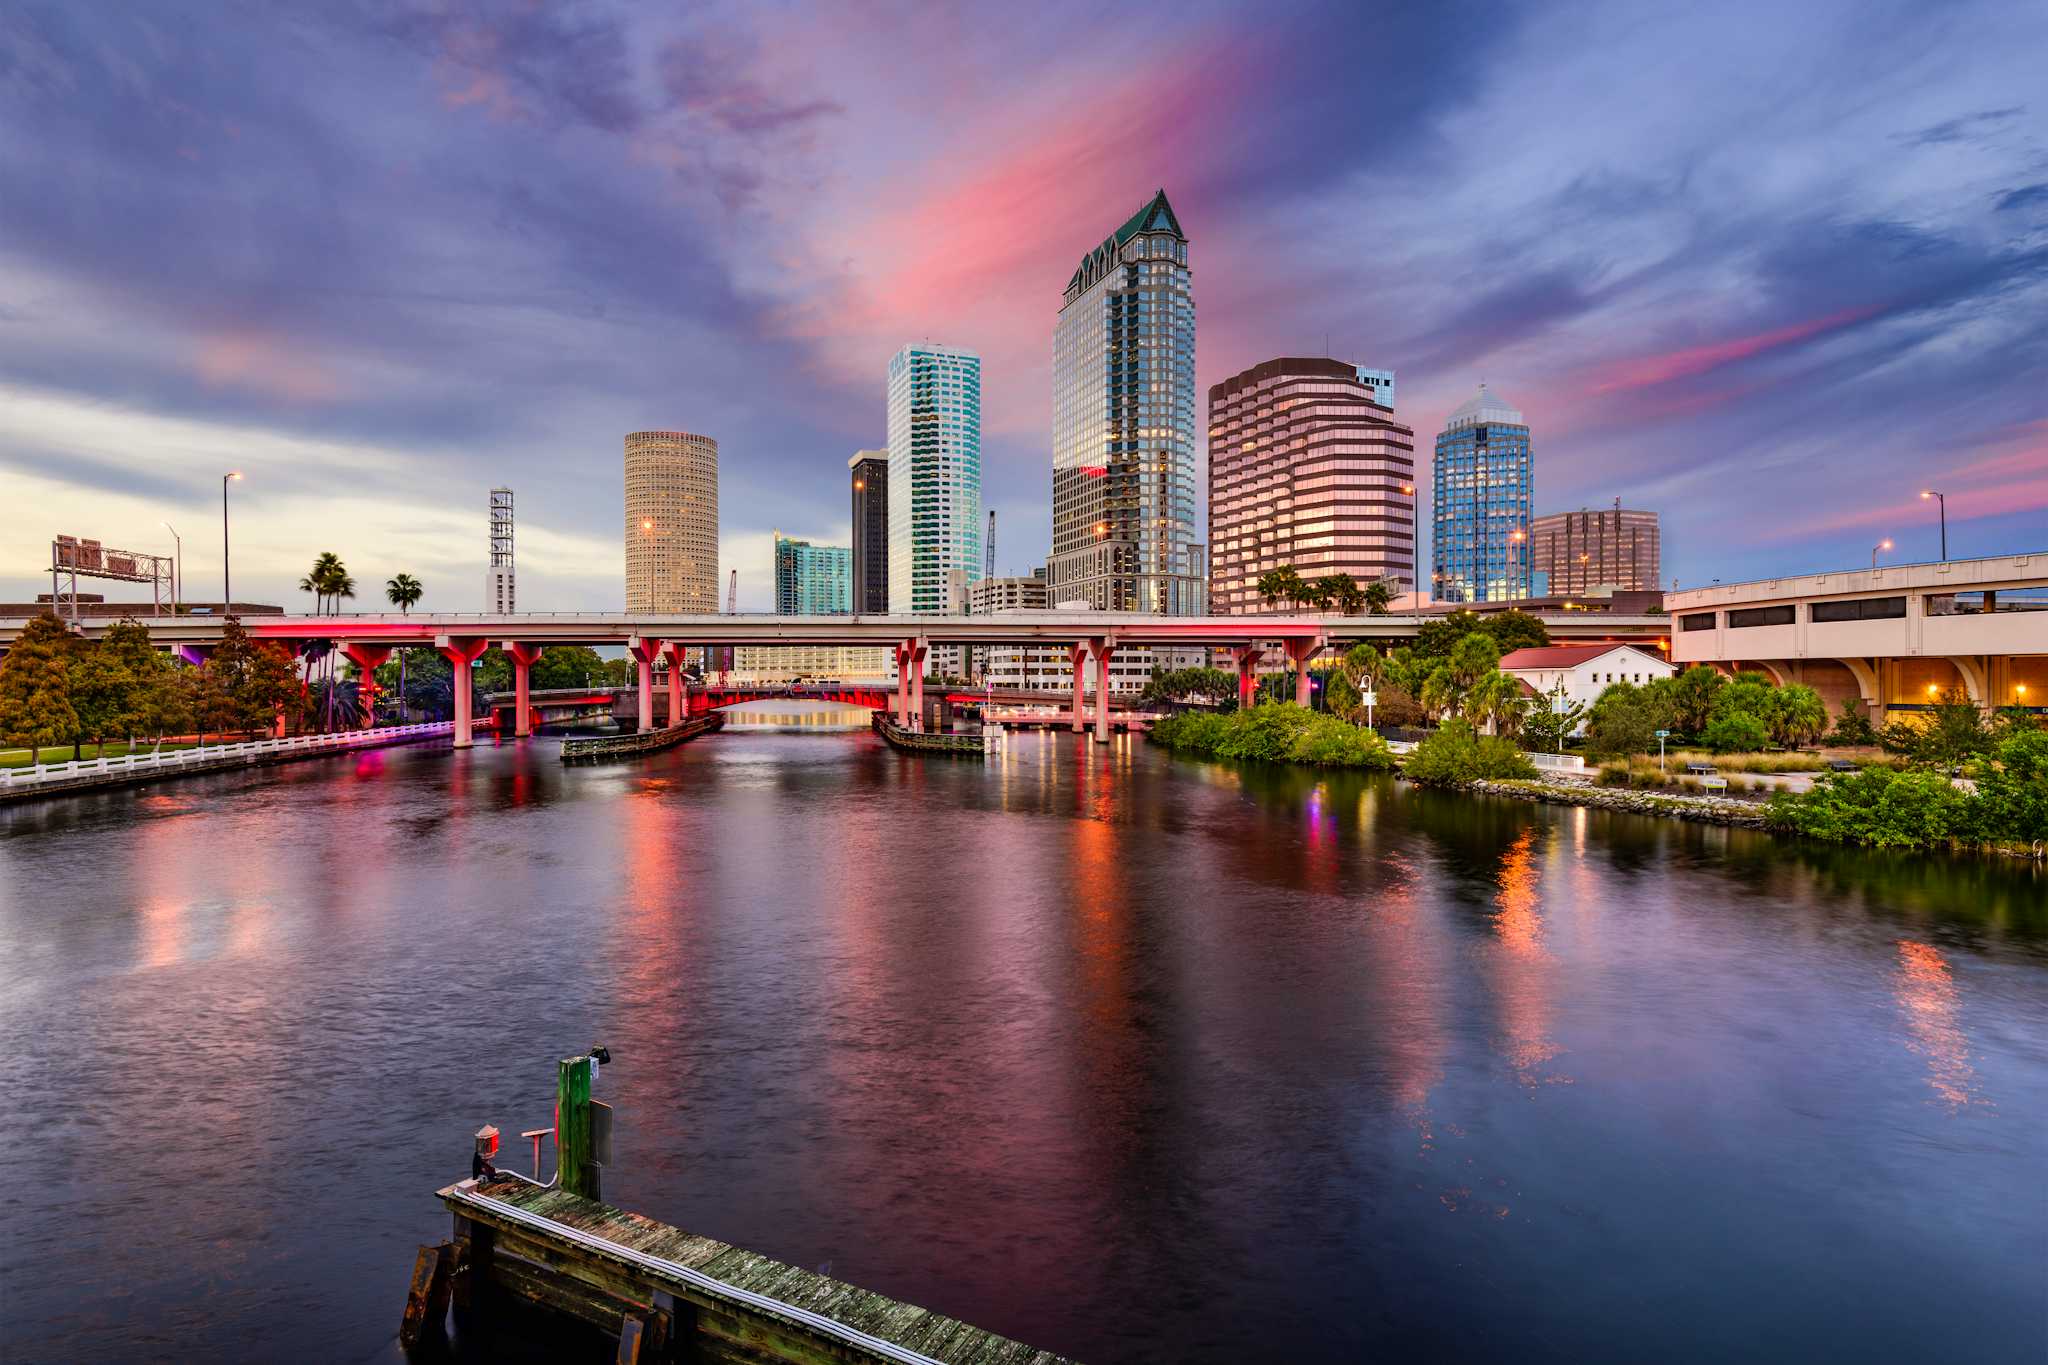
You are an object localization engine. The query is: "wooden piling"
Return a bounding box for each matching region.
[399,1241,454,1349]
[557,1055,596,1199]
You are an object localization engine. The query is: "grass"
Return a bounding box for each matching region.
[0,738,203,769]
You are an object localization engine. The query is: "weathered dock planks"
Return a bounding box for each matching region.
[560,713,724,765]
[436,1175,1078,1364]
[870,714,988,757]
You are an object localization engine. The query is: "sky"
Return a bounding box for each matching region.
[3,0,2045,613]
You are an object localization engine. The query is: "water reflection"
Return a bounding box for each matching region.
[1892,941,1981,1112]
[0,734,2043,1363]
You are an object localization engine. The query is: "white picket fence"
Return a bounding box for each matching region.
[0,722,454,795]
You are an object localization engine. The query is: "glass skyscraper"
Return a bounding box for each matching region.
[847,449,888,613]
[1047,190,1204,614]
[1431,383,1533,603]
[773,532,852,615]
[886,344,982,615]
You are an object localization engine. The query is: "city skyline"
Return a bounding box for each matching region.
[3,2,2045,612]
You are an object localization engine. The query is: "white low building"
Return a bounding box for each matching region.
[1499,643,1674,729]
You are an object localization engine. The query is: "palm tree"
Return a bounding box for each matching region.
[1419,665,1460,725]
[1363,579,1394,616]
[301,552,343,615]
[1463,670,1531,737]
[385,574,423,721]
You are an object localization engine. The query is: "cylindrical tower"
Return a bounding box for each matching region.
[624,431,719,613]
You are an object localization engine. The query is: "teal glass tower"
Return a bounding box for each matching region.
[773,532,851,615]
[1431,383,1532,603]
[886,344,982,615]
[1047,190,1204,614]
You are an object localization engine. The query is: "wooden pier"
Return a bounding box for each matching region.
[871,714,989,757]
[562,713,724,765]
[404,1048,1075,1363]
[427,1176,1076,1364]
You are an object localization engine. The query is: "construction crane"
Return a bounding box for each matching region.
[726,569,737,615]
[985,509,995,581]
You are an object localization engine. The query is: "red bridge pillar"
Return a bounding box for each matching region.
[1230,645,1265,711]
[340,642,393,729]
[627,636,662,733]
[1093,638,1115,743]
[1069,642,1090,733]
[503,641,544,737]
[1285,637,1325,708]
[908,638,928,731]
[663,641,690,726]
[436,635,489,748]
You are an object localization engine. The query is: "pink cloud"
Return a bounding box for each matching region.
[1589,305,1881,395]
[193,330,344,403]
[1771,419,2048,538]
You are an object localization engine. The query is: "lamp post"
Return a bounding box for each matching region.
[1871,537,1892,572]
[221,472,243,611]
[162,522,182,613]
[1919,490,1946,561]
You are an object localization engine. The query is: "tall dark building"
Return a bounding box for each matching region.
[848,449,888,613]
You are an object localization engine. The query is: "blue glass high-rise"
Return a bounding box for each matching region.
[1431,384,1532,603]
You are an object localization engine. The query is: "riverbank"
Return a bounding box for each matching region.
[1469,776,1771,828]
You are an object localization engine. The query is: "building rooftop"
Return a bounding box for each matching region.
[1499,644,1651,670]
[1442,382,1525,431]
[1067,189,1184,294]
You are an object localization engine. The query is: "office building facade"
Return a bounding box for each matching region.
[1431,385,1532,603]
[886,345,982,615]
[1208,357,1416,613]
[848,450,888,613]
[1047,189,1204,614]
[625,430,719,613]
[773,533,852,615]
[1532,505,1662,595]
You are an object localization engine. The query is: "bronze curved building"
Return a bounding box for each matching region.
[624,430,719,613]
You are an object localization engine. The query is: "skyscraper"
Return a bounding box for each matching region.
[886,344,981,615]
[1532,504,1662,595]
[487,487,515,613]
[1431,384,1532,603]
[773,532,852,614]
[848,449,888,613]
[1208,357,1416,613]
[624,430,719,613]
[1047,189,1204,614]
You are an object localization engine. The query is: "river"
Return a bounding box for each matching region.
[1,715,2042,1362]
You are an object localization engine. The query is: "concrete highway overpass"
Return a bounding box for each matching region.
[1666,551,2045,719]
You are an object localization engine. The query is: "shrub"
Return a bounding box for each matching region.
[1767,767,1979,849]
[1151,704,1391,770]
[1595,761,1633,788]
[1403,719,1538,785]
[1971,728,2048,842]
[1285,712,1394,769]
[1700,711,1770,753]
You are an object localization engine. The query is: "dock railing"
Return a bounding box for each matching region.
[0,722,455,796]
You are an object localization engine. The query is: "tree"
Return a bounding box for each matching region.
[198,616,266,739]
[1418,664,1461,724]
[1478,609,1550,654]
[1586,681,1656,757]
[1701,711,1770,753]
[1141,667,1236,705]
[66,640,137,758]
[1446,632,1501,690]
[1829,698,1877,747]
[1258,566,1307,610]
[1414,610,1484,659]
[386,573,424,720]
[301,551,343,614]
[1764,683,1828,748]
[1522,680,1588,753]
[240,642,303,733]
[102,619,182,748]
[1324,666,1361,718]
[1881,687,1992,770]
[1363,579,1394,616]
[1462,670,1530,737]
[0,613,79,763]
[1669,665,1726,737]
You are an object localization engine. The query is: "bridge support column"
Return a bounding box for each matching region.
[1070,642,1091,733]
[341,643,393,728]
[627,637,662,733]
[1284,637,1325,709]
[894,642,913,726]
[436,636,489,749]
[1093,639,1114,743]
[664,643,689,727]
[910,638,928,731]
[503,642,544,738]
[1230,646,1265,711]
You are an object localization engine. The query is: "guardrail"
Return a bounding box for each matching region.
[0,722,455,796]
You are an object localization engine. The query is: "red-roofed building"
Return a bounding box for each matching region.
[1499,643,1673,729]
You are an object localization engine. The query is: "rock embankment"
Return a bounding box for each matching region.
[1468,778,1772,829]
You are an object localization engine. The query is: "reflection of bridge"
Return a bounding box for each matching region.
[484,683,1155,734]
[2,608,1668,747]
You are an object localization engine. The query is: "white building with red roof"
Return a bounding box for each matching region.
[1499,643,1674,728]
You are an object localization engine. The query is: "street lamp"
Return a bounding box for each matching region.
[222,472,243,611]
[162,521,182,613]
[1919,490,1946,561]
[1871,537,1892,571]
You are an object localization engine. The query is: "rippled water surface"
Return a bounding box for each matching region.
[2,726,2043,1363]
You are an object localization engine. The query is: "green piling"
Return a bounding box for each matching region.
[557,1054,595,1198]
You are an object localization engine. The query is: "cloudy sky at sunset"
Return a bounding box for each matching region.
[4,1,2044,611]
